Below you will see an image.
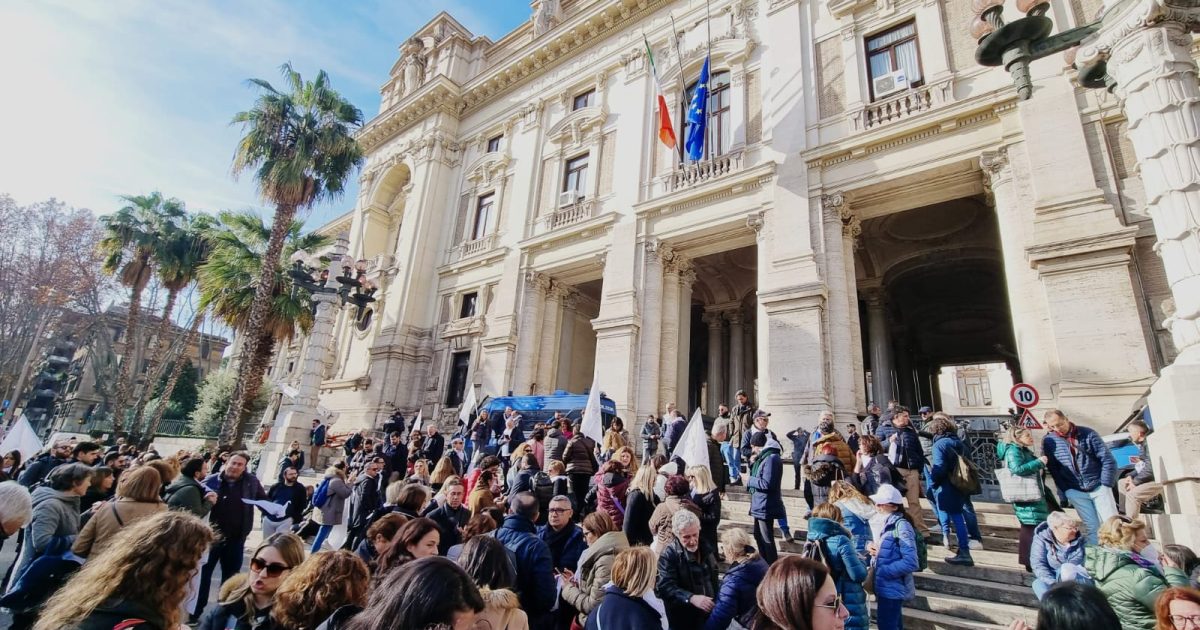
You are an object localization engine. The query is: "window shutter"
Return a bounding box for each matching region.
[746,70,762,144]
[454,193,471,243]
[598,132,617,197]
[540,158,558,216]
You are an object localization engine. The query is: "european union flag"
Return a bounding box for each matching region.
[684,55,711,162]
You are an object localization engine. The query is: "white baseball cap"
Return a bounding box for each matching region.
[869,484,905,506]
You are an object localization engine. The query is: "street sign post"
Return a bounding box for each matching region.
[1010,383,1040,409]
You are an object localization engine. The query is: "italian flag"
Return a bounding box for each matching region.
[644,34,677,150]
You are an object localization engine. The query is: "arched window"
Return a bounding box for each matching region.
[680,70,732,161]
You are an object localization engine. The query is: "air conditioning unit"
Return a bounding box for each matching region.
[872,69,909,99]
[558,190,581,207]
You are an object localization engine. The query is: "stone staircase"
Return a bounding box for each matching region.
[720,488,1040,629]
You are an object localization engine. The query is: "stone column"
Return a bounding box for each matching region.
[704,311,725,414]
[822,193,859,422]
[555,289,578,391]
[536,282,564,394]
[1079,1,1200,548]
[844,218,866,413]
[659,257,682,409]
[677,265,696,411]
[728,311,744,406]
[865,291,894,407]
[260,236,348,482]
[636,241,665,419]
[981,147,1061,409]
[512,272,548,395]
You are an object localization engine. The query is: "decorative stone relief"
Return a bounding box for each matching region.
[816,37,846,119]
[532,0,563,37]
[398,39,428,98]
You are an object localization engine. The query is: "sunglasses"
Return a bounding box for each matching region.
[814,593,845,612]
[249,557,291,577]
[548,508,571,514]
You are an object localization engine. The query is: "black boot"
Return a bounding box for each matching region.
[945,550,974,566]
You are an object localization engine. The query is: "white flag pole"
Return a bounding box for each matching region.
[676,408,711,470]
[582,377,605,444]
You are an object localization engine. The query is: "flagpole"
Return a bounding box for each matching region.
[668,14,687,166]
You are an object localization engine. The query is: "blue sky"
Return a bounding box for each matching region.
[0,0,530,228]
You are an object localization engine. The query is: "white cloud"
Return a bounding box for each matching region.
[0,0,529,227]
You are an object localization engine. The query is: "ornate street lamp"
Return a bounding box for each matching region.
[289,255,377,320]
[971,0,1107,100]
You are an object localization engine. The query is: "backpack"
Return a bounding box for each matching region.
[800,538,833,572]
[948,445,982,496]
[312,477,332,509]
[532,471,555,514]
[890,524,929,572]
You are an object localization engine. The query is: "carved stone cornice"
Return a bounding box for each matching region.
[358,77,462,153]
[546,105,608,147]
[464,153,511,188]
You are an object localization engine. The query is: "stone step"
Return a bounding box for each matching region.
[890,607,1011,630]
[906,589,1036,626]
[927,558,1036,588]
[914,573,1038,608]
[927,543,1023,567]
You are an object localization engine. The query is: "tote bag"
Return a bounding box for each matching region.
[995,467,1043,502]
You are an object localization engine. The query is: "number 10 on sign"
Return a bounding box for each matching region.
[1010,383,1039,408]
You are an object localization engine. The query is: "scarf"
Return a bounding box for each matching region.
[748,446,781,494]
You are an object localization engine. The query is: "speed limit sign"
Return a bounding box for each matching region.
[1010,383,1040,408]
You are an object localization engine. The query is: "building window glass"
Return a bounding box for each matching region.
[573,89,595,111]
[563,154,589,196]
[680,71,732,161]
[486,135,502,153]
[445,351,471,407]
[459,292,478,319]
[472,193,494,240]
[866,21,924,100]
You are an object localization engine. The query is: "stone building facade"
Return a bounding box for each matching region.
[278,0,1179,439]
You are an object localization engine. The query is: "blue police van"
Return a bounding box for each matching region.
[480,390,618,434]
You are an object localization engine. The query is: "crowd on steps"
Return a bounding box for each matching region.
[0,399,1198,630]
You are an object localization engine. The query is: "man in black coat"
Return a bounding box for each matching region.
[425,479,469,554]
[655,510,718,628]
[17,440,71,487]
[263,465,307,538]
[381,431,408,482]
[419,424,445,465]
[346,457,385,550]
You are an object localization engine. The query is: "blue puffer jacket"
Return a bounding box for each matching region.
[838,505,873,559]
[929,433,970,514]
[807,518,870,630]
[704,555,768,630]
[1030,520,1087,584]
[747,444,785,520]
[873,513,918,601]
[494,515,556,622]
[1042,424,1116,496]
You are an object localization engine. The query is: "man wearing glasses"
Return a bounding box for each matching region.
[538,495,586,574]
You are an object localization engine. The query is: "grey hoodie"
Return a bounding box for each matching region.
[10,486,80,586]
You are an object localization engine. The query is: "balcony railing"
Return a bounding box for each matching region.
[543,198,596,231]
[851,79,953,131]
[455,233,498,261]
[667,150,745,193]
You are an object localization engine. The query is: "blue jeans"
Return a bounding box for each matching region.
[926,466,981,542]
[778,515,790,535]
[877,597,904,630]
[1064,487,1118,546]
[311,524,333,553]
[720,442,740,480]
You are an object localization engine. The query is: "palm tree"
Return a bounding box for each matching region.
[223,62,363,445]
[198,210,330,448]
[140,213,218,438]
[97,192,186,435]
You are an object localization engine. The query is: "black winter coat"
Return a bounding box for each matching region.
[622,488,656,547]
[585,586,664,630]
[68,598,166,630]
[656,538,718,629]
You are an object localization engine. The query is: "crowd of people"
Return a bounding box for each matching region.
[0,398,1198,630]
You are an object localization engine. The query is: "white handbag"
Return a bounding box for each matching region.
[995,467,1043,502]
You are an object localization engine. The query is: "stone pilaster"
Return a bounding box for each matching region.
[843,215,866,413]
[1078,0,1200,548]
[658,256,682,409]
[677,265,696,411]
[555,289,579,391]
[513,271,549,395]
[535,281,564,394]
[636,241,666,419]
[728,311,745,405]
[704,310,726,415]
[822,192,859,422]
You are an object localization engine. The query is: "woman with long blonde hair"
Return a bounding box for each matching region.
[430,456,457,491]
[271,550,370,630]
[35,511,213,630]
[687,465,721,552]
[622,464,659,546]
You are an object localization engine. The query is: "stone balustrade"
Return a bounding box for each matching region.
[455,233,497,261]
[667,149,745,193]
[850,79,953,131]
[543,198,597,231]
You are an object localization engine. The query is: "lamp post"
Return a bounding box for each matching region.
[973,0,1200,547]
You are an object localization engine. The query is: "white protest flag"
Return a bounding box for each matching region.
[581,376,604,444]
[458,386,477,428]
[411,409,423,433]
[675,408,710,470]
[0,417,43,462]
